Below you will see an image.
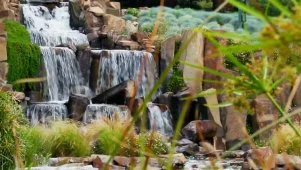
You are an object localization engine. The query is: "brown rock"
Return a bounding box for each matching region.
[276,154,301,169]
[131,32,149,44]
[106,1,120,10]
[12,92,25,102]
[160,36,176,72]
[0,84,12,92]
[0,37,7,62]
[0,62,8,80]
[252,94,278,140]
[180,30,204,93]
[85,11,104,29]
[203,38,227,90]
[116,40,139,50]
[92,156,103,169]
[113,156,135,168]
[221,104,248,150]
[0,9,15,21]
[103,14,126,34]
[89,6,105,17]
[159,153,187,168]
[248,147,275,169]
[0,0,8,11]
[181,120,217,143]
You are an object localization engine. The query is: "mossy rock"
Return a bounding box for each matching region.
[4,20,41,91]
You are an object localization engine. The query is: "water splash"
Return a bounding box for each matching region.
[22,4,88,46]
[92,50,157,98]
[147,103,173,137]
[83,104,130,123]
[27,103,67,125]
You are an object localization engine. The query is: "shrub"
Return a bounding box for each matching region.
[127,8,139,17]
[137,132,169,156]
[0,92,25,169]
[21,126,51,167]
[48,122,90,157]
[163,63,186,93]
[4,20,41,91]
[270,125,301,156]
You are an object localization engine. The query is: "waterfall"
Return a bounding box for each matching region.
[41,47,85,101]
[27,103,67,125]
[84,104,130,123]
[92,50,157,98]
[22,3,90,124]
[22,4,88,47]
[147,103,173,137]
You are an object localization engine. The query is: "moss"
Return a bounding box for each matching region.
[4,20,41,91]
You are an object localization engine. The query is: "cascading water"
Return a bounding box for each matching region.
[147,103,173,137]
[83,104,130,123]
[22,3,89,124]
[22,4,88,47]
[92,50,157,98]
[27,103,67,125]
[41,47,85,101]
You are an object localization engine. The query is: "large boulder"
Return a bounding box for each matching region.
[221,104,248,150]
[252,94,278,140]
[180,30,204,93]
[69,0,85,29]
[85,10,104,29]
[203,38,227,90]
[103,14,126,34]
[0,61,8,81]
[66,94,90,121]
[0,36,7,62]
[0,0,8,11]
[181,120,217,143]
[89,6,105,16]
[0,9,15,22]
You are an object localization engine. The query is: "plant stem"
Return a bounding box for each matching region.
[265,92,301,137]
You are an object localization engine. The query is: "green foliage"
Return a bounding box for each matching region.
[4,20,31,44]
[21,126,51,167]
[224,40,250,70]
[48,122,90,157]
[257,0,293,16]
[4,20,41,91]
[163,63,186,93]
[127,8,139,17]
[0,92,25,169]
[196,0,213,10]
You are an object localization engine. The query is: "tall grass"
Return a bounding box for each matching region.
[48,121,91,157]
[0,92,25,169]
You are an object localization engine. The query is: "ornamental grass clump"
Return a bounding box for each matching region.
[0,92,25,169]
[21,126,51,167]
[48,121,91,157]
[270,125,301,156]
[92,118,169,157]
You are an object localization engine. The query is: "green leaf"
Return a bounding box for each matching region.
[227,0,268,22]
[269,0,293,17]
[204,102,233,108]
